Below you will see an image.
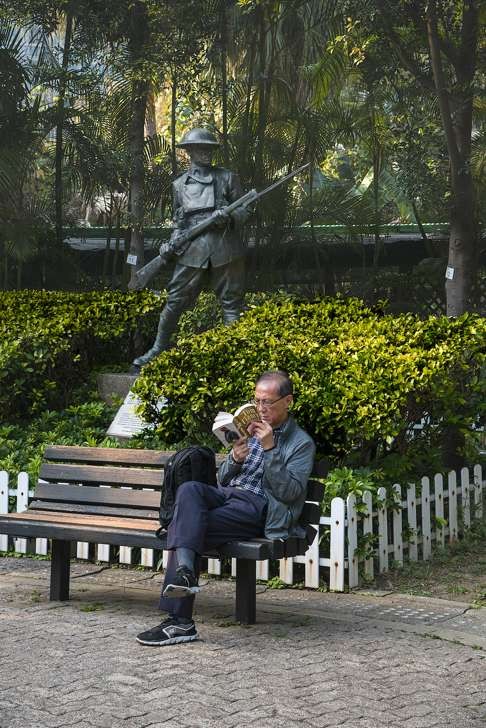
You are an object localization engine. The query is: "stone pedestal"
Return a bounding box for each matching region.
[97,373,138,405]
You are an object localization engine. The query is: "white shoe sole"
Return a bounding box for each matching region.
[136,633,197,646]
[163,584,200,598]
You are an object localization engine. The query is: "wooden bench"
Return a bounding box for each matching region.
[0,445,324,624]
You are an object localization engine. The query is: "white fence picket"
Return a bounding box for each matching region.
[256,560,269,581]
[392,484,403,566]
[14,472,29,555]
[0,472,8,552]
[77,541,90,559]
[0,463,483,593]
[362,490,374,580]
[279,557,294,584]
[119,546,132,564]
[421,477,432,560]
[473,464,483,520]
[140,548,154,568]
[208,558,222,576]
[304,524,320,588]
[406,484,418,561]
[76,469,90,559]
[96,485,111,562]
[97,544,110,562]
[118,487,133,564]
[346,494,359,588]
[329,498,345,591]
[461,467,471,529]
[448,471,458,542]
[434,473,445,547]
[377,487,388,573]
[35,536,48,556]
[140,487,156,567]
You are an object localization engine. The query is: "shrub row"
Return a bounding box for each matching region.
[134,296,485,480]
[0,289,164,419]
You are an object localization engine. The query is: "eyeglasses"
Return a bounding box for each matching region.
[251,395,288,408]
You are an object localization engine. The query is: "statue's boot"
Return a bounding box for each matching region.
[131,307,179,372]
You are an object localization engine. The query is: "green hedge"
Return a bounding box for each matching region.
[134,296,485,479]
[0,290,164,420]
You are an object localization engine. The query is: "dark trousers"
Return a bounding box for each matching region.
[159,481,267,619]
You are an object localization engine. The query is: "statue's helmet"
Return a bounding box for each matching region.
[176,128,220,148]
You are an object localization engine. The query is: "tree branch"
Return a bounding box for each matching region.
[426,0,461,171]
[374,0,435,93]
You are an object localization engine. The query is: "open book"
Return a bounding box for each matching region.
[212,403,261,446]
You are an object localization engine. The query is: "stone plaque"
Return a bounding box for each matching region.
[107,390,165,439]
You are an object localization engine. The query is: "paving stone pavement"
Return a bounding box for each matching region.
[1,558,486,728]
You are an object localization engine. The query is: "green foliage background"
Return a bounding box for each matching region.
[134,296,485,482]
[0,289,484,500]
[0,289,163,419]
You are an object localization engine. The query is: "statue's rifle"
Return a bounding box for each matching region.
[128,162,310,291]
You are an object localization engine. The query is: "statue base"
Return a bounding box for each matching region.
[98,372,166,442]
[97,373,138,405]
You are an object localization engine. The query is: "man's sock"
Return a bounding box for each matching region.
[176,547,196,573]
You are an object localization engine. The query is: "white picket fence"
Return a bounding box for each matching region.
[0,464,483,591]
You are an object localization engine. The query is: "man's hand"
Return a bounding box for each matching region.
[247,420,274,451]
[212,207,231,228]
[232,437,249,463]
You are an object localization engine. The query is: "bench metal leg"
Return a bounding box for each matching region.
[50,539,70,601]
[235,558,256,624]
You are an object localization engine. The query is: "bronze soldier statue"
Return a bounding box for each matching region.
[132,127,250,371]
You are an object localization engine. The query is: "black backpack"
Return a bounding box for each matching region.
[157,446,217,533]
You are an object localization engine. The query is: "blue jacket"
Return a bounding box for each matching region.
[218,416,316,539]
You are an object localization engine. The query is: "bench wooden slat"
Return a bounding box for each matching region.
[0,514,280,560]
[34,483,161,508]
[39,463,164,488]
[44,445,172,467]
[4,510,159,531]
[0,515,165,549]
[30,501,160,520]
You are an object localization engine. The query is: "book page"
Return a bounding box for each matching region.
[212,419,241,446]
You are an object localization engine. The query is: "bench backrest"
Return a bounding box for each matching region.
[31,446,325,540]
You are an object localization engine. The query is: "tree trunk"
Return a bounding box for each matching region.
[127,1,149,288]
[171,71,178,176]
[128,78,148,286]
[446,171,476,316]
[145,86,157,138]
[254,5,268,189]
[3,244,8,289]
[220,4,229,166]
[111,215,121,285]
[243,37,256,146]
[426,0,478,316]
[54,10,74,248]
[102,193,113,284]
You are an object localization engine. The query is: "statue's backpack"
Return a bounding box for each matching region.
[157,446,217,535]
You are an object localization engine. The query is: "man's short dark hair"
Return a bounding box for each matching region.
[256,370,293,397]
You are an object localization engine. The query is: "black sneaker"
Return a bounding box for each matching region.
[162,565,200,599]
[136,617,198,646]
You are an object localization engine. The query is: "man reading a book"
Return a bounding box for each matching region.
[137,370,315,647]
